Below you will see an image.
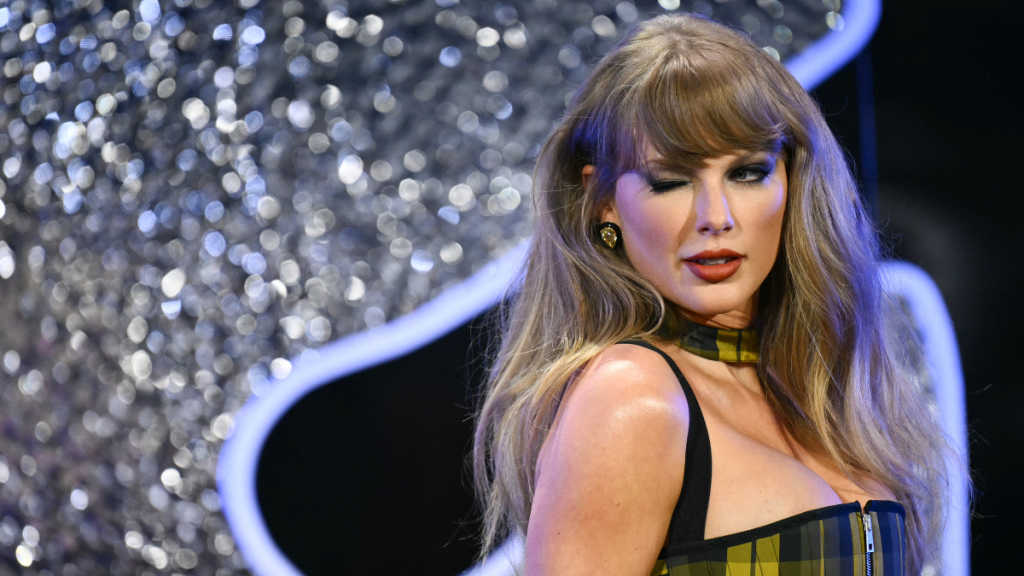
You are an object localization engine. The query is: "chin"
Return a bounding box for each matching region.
[670,286,757,319]
[675,301,746,319]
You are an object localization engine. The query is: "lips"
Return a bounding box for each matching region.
[683,249,743,283]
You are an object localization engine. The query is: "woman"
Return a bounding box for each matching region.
[473,13,954,576]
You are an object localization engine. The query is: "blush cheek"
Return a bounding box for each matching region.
[748,187,786,276]
[624,215,664,275]
[621,203,683,289]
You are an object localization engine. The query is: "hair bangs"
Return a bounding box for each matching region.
[619,51,791,173]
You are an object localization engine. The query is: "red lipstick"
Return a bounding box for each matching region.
[683,249,743,283]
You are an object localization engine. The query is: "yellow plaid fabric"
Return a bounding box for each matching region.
[649,501,906,576]
[656,315,760,363]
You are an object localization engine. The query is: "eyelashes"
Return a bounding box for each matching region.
[647,163,773,194]
[649,179,690,193]
[732,165,772,183]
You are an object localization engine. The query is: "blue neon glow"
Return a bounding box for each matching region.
[785,0,881,91]
[879,262,970,576]
[216,4,968,576]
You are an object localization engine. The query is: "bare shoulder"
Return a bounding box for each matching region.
[535,341,691,490]
[553,342,690,445]
[573,342,688,411]
[528,342,690,574]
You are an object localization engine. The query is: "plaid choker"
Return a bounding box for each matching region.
[657,316,760,363]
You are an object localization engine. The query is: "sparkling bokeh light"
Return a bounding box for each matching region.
[0,0,833,573]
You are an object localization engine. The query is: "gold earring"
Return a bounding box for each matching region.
[597,222,621,249]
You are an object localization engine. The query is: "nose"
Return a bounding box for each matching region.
[694,180,735,235]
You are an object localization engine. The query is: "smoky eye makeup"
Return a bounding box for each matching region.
[643,152,779,193]
[730,160,774,183]
[647,177,691,193]
[728,151,776,176]
[642,164,695,193]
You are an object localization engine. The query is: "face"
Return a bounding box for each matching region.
[599,150,787,329]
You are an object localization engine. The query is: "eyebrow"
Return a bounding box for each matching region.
[644,151,776,176]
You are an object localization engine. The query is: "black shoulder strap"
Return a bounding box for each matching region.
[618,340,711,546]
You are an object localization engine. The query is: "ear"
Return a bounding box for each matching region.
[582,164,621,225]
[598,199,620,226]
[581,164,595,188]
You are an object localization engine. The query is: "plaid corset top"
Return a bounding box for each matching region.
[619,341,907,576]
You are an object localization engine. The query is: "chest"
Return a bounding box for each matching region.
[674,360,891,539]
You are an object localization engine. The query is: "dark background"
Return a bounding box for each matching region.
[257,1,1022,573]
[257,318,488,574]
[814,0,1023,572]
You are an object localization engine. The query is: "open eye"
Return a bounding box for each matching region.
[732,164,772,184]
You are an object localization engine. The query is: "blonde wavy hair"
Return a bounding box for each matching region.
[473,13,956,574]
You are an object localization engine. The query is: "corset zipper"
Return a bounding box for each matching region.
[862,513,875,576]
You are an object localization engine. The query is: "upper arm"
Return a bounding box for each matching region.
[526,344,689,576]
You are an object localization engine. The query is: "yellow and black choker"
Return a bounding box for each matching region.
[656,316,760,363]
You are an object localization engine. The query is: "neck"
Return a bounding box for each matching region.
[659,306,761,364]
[672,300,758,331]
